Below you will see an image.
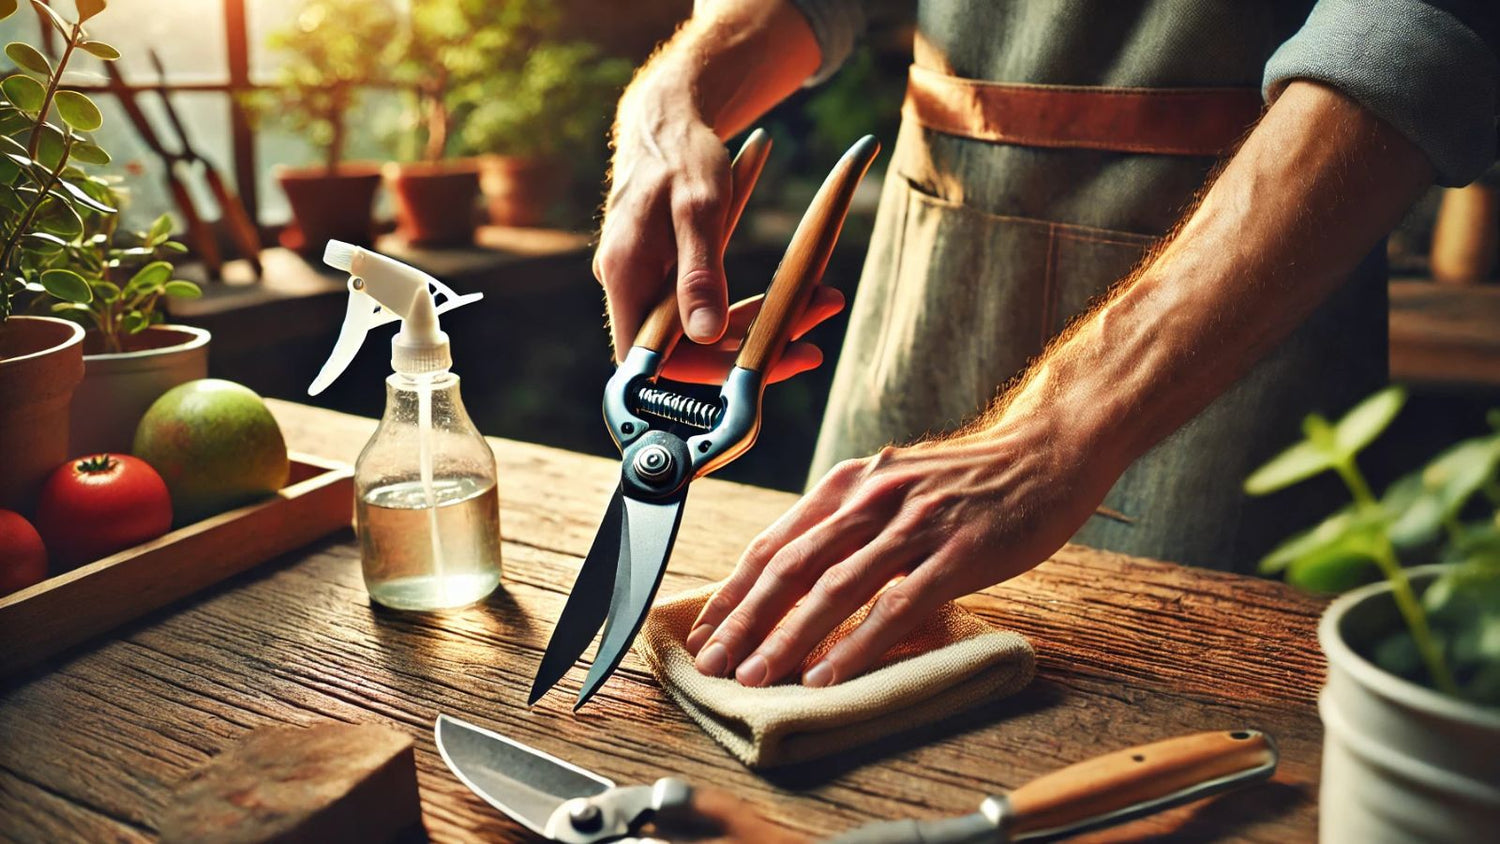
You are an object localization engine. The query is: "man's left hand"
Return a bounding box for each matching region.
[684,423,1112,688]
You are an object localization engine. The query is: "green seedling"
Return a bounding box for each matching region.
[1247,387,1500,705]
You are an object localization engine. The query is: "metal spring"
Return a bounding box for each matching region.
[633,387,721,429]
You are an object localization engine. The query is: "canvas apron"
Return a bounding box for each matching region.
[810,0,1388,572]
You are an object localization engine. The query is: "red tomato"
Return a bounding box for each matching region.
[0,509,48,597]
[35,454,173,570]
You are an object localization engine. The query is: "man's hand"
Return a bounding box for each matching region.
[592,0,824,380]
[686,424,1114,688]
[686,80,1435,690]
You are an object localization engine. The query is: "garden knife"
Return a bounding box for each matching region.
[436,715,1278,843]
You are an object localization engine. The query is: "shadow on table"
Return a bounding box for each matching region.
[1111,780,1310,842]
[760,677,1066,790]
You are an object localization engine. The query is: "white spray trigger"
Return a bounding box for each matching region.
[306,242,483,396]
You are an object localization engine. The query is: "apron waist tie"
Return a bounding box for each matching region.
[902,64,1264,157]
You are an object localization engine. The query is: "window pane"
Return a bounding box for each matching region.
[89,93,235,232]
[81,0,230,85]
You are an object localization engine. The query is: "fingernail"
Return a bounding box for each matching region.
[803,662,834,688]
[736,654,769,687]
[686,623,714,653]
[696,642,729,677]
[686,307,718,340]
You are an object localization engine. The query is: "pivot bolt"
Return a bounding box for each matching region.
[633,444,674,481]
[568,801,602,832]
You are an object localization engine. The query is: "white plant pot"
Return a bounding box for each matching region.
[69,325,211,456]
[1319,565,1500,842]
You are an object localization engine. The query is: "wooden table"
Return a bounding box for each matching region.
[0,401,1329,842]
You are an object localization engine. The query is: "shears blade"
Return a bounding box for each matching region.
[574,492,686,710]
[529,487,627,706]
[435,714,613,836]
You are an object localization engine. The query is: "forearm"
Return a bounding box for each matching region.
[618,0,821,141]
[980,80,1434,477]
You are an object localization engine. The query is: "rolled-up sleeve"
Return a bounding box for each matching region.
[789,0,869,84]
[1264,0,1499,186]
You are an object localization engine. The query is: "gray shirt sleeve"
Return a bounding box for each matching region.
[1263,0,1499,186]
[787,0,869,84]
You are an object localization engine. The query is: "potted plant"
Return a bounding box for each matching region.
[261,0,399,253]
[456,41,630,228]
[0,0,120,511]
[379,0,503,247]
[43,208,205,454]
[1245,387,1500,841]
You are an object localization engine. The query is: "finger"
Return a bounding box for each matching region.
[698,505,887,683]
[738,527,920,687]
[801,558,953,687]
[671,167,732,344]
[687,464,868,656]
[721,286,845,341]
[596,215,673,361]
[661,341,823,385]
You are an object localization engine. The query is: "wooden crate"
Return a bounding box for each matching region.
[0,453,353,679]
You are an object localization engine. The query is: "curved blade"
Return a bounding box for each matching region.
[308,280,376,396]
[529,487,626,706]
[435,714,613,836]
[575,492,687,710]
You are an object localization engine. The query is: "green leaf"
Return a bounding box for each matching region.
[1335,386,1406,457]
[91,279,119,301]
[0,0,17,22]
[1385,472,1445,549]
[1245,439,1336,496]
[158,240,188,254]
[27,0,68,33]
[35,194,82,237]
[1,74,45,113]
[163,279,200,299]
[1303,413,1338,455]
[5,42,52,77]
[21,230,68,253]
[1285,529,1381,593]
[78,40,119,61]
[40,268,91,303]
[34,123,67,169]
[54,177,114,213]
[30,0,70,33]
[69,140,108,165]
[73,0,105,23]
[124,260,172,293]
[147,212,173,245]
[1423,435,1500,516]
[53,91,101,132]
[122,310,148,333]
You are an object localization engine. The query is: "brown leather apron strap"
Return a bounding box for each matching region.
[902,64,1264,157]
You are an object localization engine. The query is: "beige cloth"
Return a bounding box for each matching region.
[639,583,1036,769]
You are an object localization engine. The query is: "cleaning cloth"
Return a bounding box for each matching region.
[639,582,1035,768]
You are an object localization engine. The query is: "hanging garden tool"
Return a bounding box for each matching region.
[103,54,262,278]
[529,131,881,710]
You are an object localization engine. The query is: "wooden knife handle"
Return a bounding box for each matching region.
[733,135,878,377]
[633,128,774,355]
[1004,729,1277,838]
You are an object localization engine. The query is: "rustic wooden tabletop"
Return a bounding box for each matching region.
[0,400,1328,842]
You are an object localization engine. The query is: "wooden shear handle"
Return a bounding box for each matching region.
[633,128,774,355]
[734,135,879,377]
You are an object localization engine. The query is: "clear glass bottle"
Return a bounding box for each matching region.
[354,369,501,611]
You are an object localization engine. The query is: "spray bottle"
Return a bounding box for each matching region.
[311,241,500,611]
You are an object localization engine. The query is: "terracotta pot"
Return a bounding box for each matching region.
[275,164,383,254]
[384,160,481,247]
[69,325,212,456]
[1319,566,1500,842]
[0,316,85,514]
[478,155,564,227]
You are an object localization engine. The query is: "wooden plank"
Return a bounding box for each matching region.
[1389,279,1500,388]
[0,402,1329,842]
[0,454,353,679]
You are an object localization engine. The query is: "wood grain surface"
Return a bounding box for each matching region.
[0,400,1329,843]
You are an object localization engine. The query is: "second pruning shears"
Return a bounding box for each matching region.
[529,130,882,710]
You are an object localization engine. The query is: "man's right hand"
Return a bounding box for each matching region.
[591,0,827,383]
